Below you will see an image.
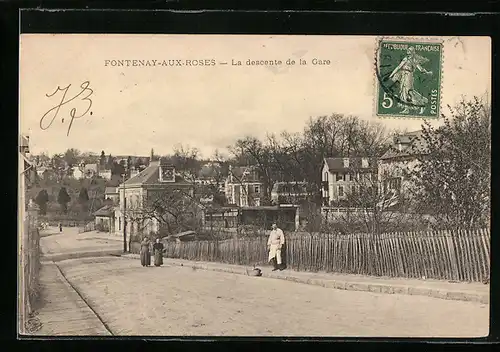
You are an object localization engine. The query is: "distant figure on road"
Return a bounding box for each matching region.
[267,223,285,271]
[59,222,62,233]
[140,237,151,267]
[153,238,165,267]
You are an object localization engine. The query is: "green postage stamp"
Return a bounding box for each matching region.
[375,38,443,118]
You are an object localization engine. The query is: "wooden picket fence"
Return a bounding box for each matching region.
[78,222,96,233]
[163,228,490,282]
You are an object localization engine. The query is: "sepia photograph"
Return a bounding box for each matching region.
[18,34,491,337]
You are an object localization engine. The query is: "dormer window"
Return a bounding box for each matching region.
[159,163,175,182]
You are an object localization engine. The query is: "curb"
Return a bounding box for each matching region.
[121,254,489,304]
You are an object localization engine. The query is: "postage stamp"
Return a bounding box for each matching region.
[375,39,443,119]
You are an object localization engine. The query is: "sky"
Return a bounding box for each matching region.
[19,35,491,158]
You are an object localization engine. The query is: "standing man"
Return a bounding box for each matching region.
[58,222,62,233]
[267,223,285,271]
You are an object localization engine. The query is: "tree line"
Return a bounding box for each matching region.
[32,96,491,233]
[156,96,491,232]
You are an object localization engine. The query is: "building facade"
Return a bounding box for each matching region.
[224,166,264,207]
[321,157,378,206]
[378,130,427,199]
[112,159,193,246]
[271,181,310,205]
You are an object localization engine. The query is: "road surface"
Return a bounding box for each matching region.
[39,229,489,337]
[55,256,488,337]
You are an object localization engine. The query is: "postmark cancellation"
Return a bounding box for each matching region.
[375,38,443,119]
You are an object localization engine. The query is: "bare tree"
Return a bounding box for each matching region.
[229,136,277,205]
[327,170,429,235]
[124,187,203,240]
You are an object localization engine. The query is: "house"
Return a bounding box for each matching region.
[378,130,428,197]
[321,157,378,206]
[104,187,119,204]
[114,158,194,244]
[195,163,226,201]
[71,166,84,179]
[98,169,112,180]
[84,163,99,178]
[19,134,35,210]
[239,205,300,232]
[271,181,310,205]
[36,166,48,178]
[224,166,264,207]
[94,204,115,233]
[71,163,99,179]
[203,205,240,230]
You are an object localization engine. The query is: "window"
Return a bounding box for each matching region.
[362,158,369,168]
[337,173,344,182]
[254,185,260,193]
[338,185,344,197]
[343,158,349,168]
[324,172,329,181]
[119,217,121,231]
[388,177,402,191]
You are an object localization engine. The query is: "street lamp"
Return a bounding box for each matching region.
[121,173,127,253]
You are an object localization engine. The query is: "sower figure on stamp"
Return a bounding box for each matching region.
[267,223,285,271]
[388,46,433,115]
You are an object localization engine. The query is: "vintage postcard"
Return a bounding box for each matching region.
[18,34,491,337]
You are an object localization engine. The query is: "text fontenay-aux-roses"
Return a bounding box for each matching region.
[104,58,331,67]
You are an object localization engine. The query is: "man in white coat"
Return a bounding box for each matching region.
[267,223,285,271]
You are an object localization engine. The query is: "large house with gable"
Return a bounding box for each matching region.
[378,130,428,199]
[101,159,194,244]
[224,165,264,207]
[321,156,378,206]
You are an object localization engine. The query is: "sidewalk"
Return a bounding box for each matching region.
[122,254,489,304]
[31,262,111,336]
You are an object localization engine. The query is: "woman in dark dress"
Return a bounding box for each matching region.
[140,237,151,267]
[153,238,165,267]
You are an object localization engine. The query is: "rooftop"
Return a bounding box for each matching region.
[380,130,429,160]
[84,164,99,172]
[228,166,261,183]
[123,161,191,187]
[93,204,115,217]
[324,157,377,171]
[105,187,118,194]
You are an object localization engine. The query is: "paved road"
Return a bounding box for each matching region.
[56,256,489,337]
[38,229,489,337]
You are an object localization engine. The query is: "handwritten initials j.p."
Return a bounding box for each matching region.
[40,81,93,136]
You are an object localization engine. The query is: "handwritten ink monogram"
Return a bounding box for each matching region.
[39,81,94,136]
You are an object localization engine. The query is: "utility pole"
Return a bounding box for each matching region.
[122,173,127,253]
